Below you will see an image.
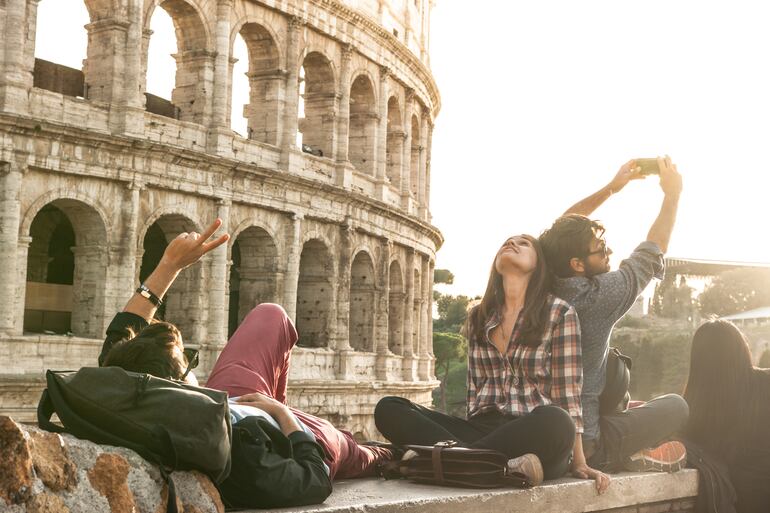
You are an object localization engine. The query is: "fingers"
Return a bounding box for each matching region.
[201,233,230,254]
[593,471,610,494]
[199,218,223,244]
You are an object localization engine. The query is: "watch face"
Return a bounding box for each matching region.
[140,290,151,299]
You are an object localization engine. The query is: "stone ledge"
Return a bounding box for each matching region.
[258,471,698,513]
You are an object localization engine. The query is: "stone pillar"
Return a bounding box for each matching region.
[375,67,389,196]
[114,0,145,135]
[15,236,32,335]
[205,199,230,362]
[418,255,432,380]
[402,250,416,381]
[282,213,302,322]
[335,217,354,379]
[0,162,23,335]
[211,0,232,128]
[418,111,429,219]
[401,90,414,212]
[424,121,433,220]
[279,16,302,166]
[84,18,130,106]
[172,50,216,125]
[334,44,353,186]
[111,181,142,317]
[0,0,36,114]
[375,239,391,380]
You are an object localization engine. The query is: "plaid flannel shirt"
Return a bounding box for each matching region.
[466,294,584,433]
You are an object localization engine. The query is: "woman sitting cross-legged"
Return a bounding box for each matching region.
[375,235,609,493]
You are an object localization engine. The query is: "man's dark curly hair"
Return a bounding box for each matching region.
[103,321,186,380]
[539,214,605,278]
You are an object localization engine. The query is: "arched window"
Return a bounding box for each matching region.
[350,251,375,352]
[24,200,108,338]
[296,239,334,348]
[299,52,335,158]
[144,0,211,123]
[228,226,278,337]
[32,1,89,98]
[388,260,404,354]
[236,23,280,144]
[386,97,403,187]
[348,75,377,175]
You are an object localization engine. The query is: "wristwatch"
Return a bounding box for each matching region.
[136,284,163,307]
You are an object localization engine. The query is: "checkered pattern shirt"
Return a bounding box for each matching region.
[466,295,584,433]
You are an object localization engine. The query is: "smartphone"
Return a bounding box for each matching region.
[634,158,660,176]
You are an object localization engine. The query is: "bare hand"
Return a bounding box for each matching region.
[608,159,644,193]
[235,392,288,416]
[572,462,610,494]
[159,218,230,272]
[658,155,682,198]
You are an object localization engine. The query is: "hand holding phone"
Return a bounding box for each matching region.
[633,158,660,176]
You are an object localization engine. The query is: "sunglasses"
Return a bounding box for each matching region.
[180,348,199,381]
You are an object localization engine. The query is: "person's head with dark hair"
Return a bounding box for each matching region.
[103,321,197,384]
[463,234,552,347]
[539,214,611,279]
[684,319,758,457]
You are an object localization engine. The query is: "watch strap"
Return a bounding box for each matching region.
[136,284,163,307]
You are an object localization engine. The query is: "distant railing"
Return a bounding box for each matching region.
[33,58,85,98]
[144,93,180,120]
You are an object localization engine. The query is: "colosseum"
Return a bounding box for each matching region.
[0,0,441,439]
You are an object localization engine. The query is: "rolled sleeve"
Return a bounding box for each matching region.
[549,305,584,433]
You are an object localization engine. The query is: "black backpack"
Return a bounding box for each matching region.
[38,367,232,513]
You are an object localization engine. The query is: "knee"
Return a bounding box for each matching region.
[375,396,408,430]
[533,405,576,444]
[658,394,689,429]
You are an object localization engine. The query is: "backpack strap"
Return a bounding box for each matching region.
[37,389,64,434]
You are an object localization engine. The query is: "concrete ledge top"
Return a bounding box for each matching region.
[259,470,698,513]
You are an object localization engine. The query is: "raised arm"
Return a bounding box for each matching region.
[645,156,682,253]
[563,160,642,216]
[124,218,229,321]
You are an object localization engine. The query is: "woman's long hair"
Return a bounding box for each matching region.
[463,234,552,347]
[683,319,760,457]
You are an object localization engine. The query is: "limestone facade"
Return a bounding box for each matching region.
[0,0,442,440]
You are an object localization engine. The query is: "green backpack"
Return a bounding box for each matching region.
[38,367,232,513]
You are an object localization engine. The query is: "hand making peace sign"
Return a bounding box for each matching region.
[159,218,230,272]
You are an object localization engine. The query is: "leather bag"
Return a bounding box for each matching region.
[382,441,534,488]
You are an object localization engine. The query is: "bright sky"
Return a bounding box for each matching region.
[34,2,770,298]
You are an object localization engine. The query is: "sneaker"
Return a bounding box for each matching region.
[625,440,687,473]
[506,453,544,486]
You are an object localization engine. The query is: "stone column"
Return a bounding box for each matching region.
[401,249,416,381]
[334,44,353,186]
[375,67,390,194]
[282,213,302,322]
[206,199,230,359]
[375,239,391,379]
[418,110,429,218]
[172,50,216,125]
[401,90,414,212]
[111,181,142,318]
[15,236,32,335]
[211,0,233,128]
[0,162,23,335]
[418,255,432,380]
[0,0,36,114]
[114,0,145,135]
[424,121,433,220]
[335,217,354,379]
[279,16,302,167]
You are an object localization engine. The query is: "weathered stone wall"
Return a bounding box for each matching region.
[0,0,441,440]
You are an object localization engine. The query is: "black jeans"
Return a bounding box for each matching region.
[374,396,575,480]
[587,393,689,472]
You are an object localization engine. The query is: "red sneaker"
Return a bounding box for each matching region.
[625,440,687,473]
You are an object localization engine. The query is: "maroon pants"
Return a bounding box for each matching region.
[206,303,389,479]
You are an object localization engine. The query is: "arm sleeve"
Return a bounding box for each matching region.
[98,312,149,366]
[591,241,664,322]
[466,337,479,418]
[549,305,584,433]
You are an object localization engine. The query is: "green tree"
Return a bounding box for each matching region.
[433,332,468,413]
[698,268,770,317]
[652,276,694,319]
[433,293,471,333]
[434,269,455,285]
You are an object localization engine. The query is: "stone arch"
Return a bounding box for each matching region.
[235,21,282,145]
[20,189,112,241]
[410,113,421,198]
[138,213,204,341]
[299,51,336,158]
[386,95,403,187]
[350,250,375,352]
[23,198,109,338]
[228,225,279,337]
[348,73,378,176]
[296,238,334,348]
[143,0,213,123]
[388,260,405,355]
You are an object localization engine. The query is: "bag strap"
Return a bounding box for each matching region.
[431,440,458,484]
[37,389,64,433]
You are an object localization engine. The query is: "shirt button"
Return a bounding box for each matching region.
[513,377,519,386]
